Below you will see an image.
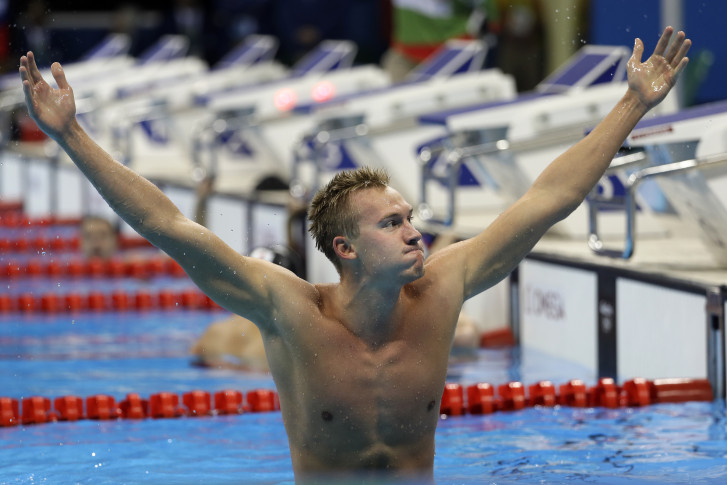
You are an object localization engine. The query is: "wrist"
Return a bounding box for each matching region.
[621,90,651,117]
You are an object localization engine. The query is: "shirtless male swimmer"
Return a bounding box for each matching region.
[19,26,690,484]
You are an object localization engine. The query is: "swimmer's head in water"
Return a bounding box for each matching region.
[249,244,302,277]
[308,166,390,273]
[80,215,119,260]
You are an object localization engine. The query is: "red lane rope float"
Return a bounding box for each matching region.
[1,389,282,427]
[1,256,187,280]
[1,288,221,313]
[0,378,711,428]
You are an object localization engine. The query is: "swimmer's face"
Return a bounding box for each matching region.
[80,218,118,260]
[345,187,424,282]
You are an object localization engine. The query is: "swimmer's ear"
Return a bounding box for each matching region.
[333,236,356,260]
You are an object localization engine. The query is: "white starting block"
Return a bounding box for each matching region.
[588,100,727,266]
[289,40,517,205]
[413,45,681,238]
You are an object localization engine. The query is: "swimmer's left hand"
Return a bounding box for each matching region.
[627,26,691,110]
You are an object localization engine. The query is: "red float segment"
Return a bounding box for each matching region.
[214,390,244,415]
[86,395,119,420]
[25,260,43,277]
[497,382,526,412]
[21,396,51,424]
[183,390,212,416]
[86,258,107,278]
[0,294,14,312]
[54,396,84,421]
[149,392,184,418]
[590,378,620,408]
[40,292,61,313]
[127,260,148,279]
[167,259,187,277]
[157,290,179,309]
[466,383,495,415]
[622,378,651,407]
[87,291,108,311]
[66,259,85,278]
[558,379,589,407]
[119,393,148,419]
[528,381,557,407]
[45,260,64,278]
[247,389,279,413]
[180,289,205,309]
[17,293,37,312]
[107,259,126,278]
[64,293,85,312]
[0,397,19,426]
[651,378,713,403]
[479,327,516,348]
[134,290,155,311]
[111,291,130,311]
[440,383,465,416]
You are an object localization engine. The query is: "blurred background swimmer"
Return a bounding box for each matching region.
[79,215,119,260]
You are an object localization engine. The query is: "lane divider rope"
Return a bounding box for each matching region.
[0,377,712,427]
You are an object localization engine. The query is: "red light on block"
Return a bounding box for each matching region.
[466,383,495,415]
[311,81,335,103]
[273,88,297,111]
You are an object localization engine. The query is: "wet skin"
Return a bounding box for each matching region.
[258,187,464,482]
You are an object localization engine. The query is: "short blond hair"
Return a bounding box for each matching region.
[308,167,390,273]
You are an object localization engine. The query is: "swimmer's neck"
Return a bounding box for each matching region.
[332,277,407,345]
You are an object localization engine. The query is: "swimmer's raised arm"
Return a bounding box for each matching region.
[441,27,691,298]
[19,52,305,329]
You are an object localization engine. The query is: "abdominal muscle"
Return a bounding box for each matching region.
[266,319,451,482]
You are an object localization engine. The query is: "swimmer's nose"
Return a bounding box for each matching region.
[405,225,422,246]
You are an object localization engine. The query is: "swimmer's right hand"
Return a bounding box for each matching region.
[19,51,78,140]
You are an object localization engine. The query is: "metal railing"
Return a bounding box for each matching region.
[587,150,727,259]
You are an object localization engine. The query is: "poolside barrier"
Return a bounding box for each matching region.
[0,378,712,427]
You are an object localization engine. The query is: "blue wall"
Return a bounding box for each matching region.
[590,0,727,106]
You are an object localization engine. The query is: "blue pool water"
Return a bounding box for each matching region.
[1,310,726,484]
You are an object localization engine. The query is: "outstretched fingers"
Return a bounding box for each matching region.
[51,62,70,90]
[25,51,45,86]
[670,38,691,72]
[652,26,674,57]
[664,30,688,64]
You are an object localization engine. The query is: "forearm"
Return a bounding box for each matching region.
[531,90,649,211]
[57,119,185,244]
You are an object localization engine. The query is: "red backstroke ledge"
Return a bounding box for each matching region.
[1,378,711,427]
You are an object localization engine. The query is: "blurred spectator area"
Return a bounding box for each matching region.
[2,0,391,71]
